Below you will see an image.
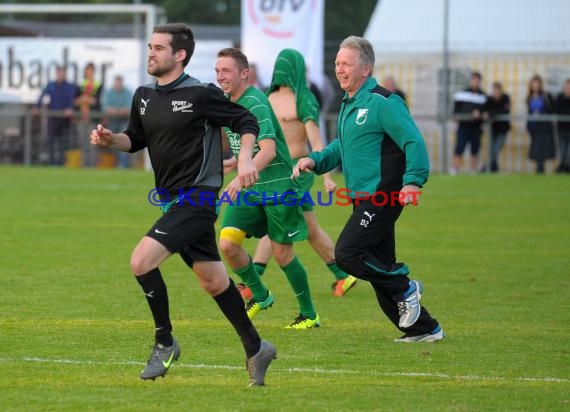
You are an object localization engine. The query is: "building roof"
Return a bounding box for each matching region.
[364,0,570,54]
[0,21,239,42]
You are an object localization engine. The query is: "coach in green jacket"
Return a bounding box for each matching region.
[293,36,444,343]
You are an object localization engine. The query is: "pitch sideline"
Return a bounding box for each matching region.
[0,356,567,384]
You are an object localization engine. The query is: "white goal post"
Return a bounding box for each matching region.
[0,3,165,170]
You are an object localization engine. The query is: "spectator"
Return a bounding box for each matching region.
[318,72,340,146]
[102,75,133,168]
[555,78,570,173]
[306,66,336,146]
[247,62,266,91]
[485,82,511,173]
[526,74,555,174]
[75,62,103,167]
[451,71,487,174]
[306,70,323,108]
[33,65,78,165]
[75,62,103,122]
[309,81,322,107]
[318,72,336,116]
[382,75,407,103]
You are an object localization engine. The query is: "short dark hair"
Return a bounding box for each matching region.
[217,48,249,71]
[472,71,482,80]
[153,23,195,67]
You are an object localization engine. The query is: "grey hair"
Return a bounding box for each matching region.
[339,36,375,74]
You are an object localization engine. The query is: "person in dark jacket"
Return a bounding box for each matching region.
[382,75,407,104]
[452,72,487,174]
[34,66,78,165]
[555,79,570,173]
[485,82,511,172]
[526,74,555,174]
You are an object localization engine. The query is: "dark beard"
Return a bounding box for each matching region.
[148,66,166,77]
[148,62,174,78]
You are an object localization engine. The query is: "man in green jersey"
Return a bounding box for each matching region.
[215,48,320,329]
[294,36,444,342]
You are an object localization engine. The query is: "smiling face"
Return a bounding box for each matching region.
[335,47,371,98]
[215,56,249,101]
[147,32,185,81]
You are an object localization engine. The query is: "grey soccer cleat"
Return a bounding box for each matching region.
[397,280,423,328]
[140,339,181,380]
[394,325,446,343]
[246,340,277,387]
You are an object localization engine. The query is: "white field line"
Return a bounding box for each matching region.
[0,356,567,384]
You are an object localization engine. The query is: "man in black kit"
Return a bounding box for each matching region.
[90,23,276,386]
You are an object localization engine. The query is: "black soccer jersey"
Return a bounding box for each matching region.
[124,74,259,197]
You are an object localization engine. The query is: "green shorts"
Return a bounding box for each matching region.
[294,159,316,212]
[221,202,308,243]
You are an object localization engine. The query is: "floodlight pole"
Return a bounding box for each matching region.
[441,0,450,174]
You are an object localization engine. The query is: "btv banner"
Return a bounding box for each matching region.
[241,0,324,89]
[0,38,142,104]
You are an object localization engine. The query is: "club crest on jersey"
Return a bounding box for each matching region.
[356,108,368,125]
[172,100,194,113]
[140,98,150,115]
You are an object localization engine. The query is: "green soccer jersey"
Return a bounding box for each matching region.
[225,85,298,203]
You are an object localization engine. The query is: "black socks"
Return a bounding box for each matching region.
[136,268,173,347]
[214,278,262,358]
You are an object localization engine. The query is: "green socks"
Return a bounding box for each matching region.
[253,262,267,276]
[235,258,268,301]
[281,256,316,319]
[327,260,348,281]
[237,256,316,319]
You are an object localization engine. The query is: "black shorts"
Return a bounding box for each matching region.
[146,203,220,266]
[455,126,482,156]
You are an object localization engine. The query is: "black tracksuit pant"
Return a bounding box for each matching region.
[334,199,439,335]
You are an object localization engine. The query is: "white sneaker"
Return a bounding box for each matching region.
[394,325,445,343]
[397,280,423,328]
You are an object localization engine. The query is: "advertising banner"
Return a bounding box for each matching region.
[241,0,324,89]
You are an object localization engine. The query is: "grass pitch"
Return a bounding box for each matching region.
[0,166,568,411]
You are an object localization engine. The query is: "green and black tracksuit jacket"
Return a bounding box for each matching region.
[310,77,429,196]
